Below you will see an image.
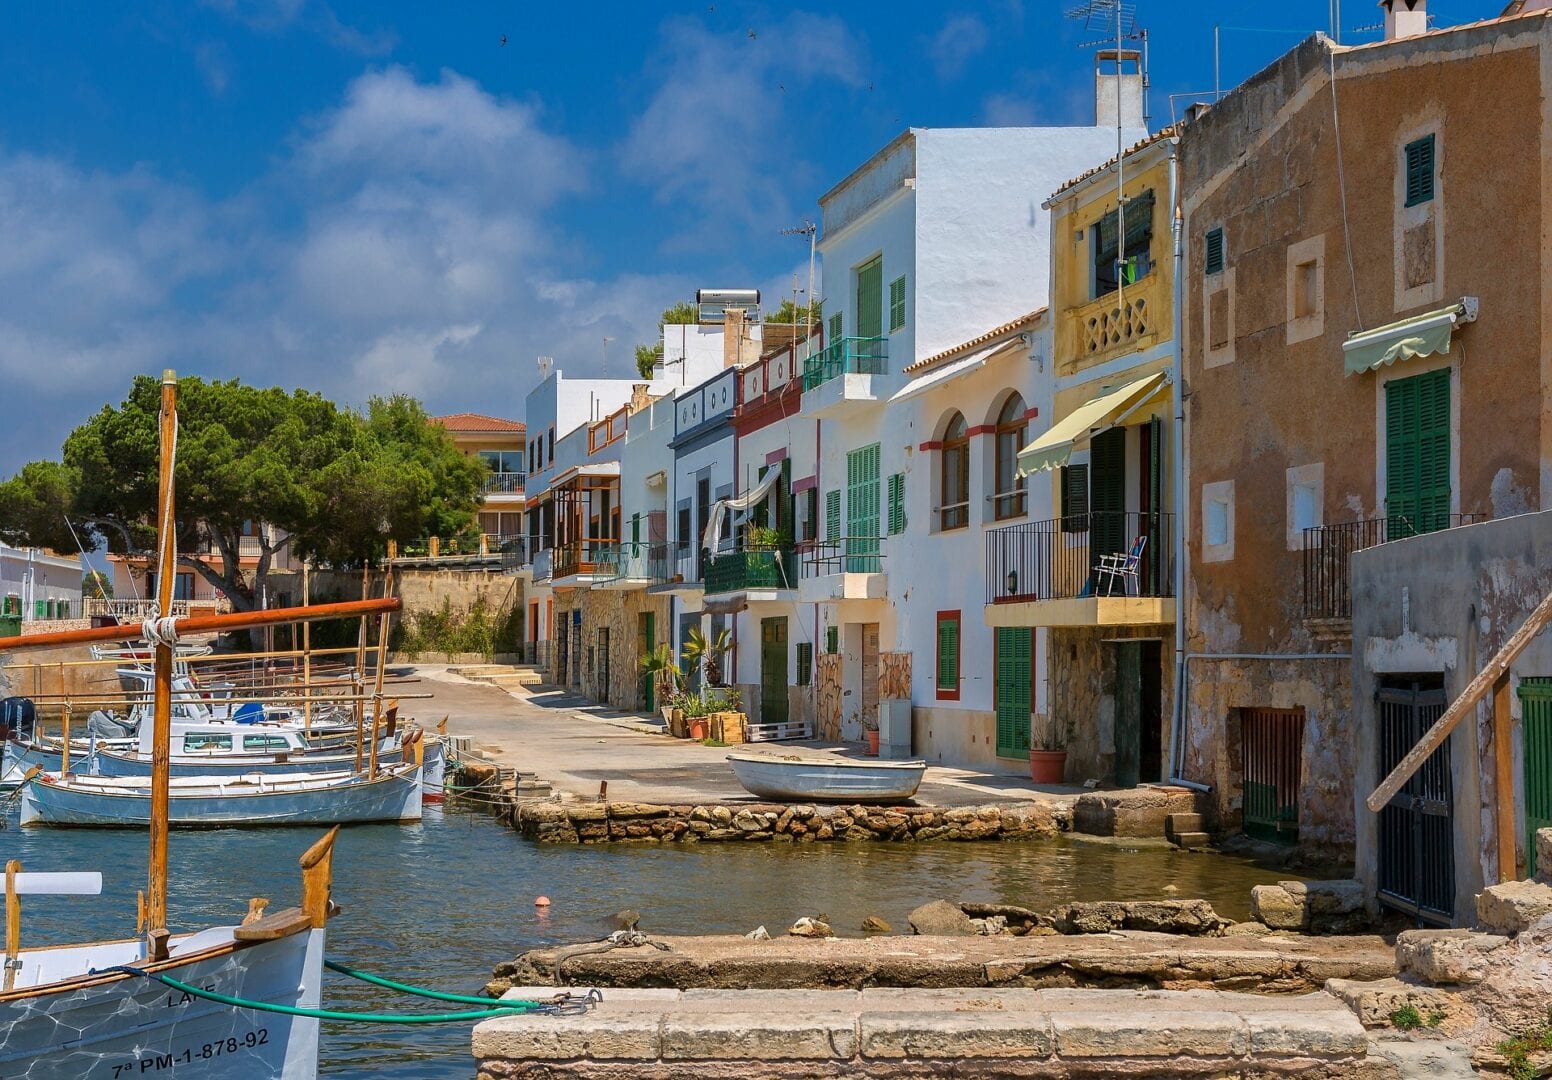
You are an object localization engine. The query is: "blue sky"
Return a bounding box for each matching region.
[0,0,1504,473]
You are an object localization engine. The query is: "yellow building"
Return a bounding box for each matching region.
[985,126,1180,788]
[434,413,527,548]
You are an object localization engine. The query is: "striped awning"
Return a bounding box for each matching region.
[1342,298,1478,376]
[1016,372,1167,476]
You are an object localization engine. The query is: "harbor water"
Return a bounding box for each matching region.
[4,803,1299,1078]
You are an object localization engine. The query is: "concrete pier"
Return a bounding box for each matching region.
[473,986,1391,1078]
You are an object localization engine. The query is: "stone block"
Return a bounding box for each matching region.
[1538,829,1552,884]
[909,899,977,936]
[1252,880,1370,932]
[1324,977,1455,1030]
[1052,1008,1248,1058]
[859,1010,1055,1059]
[1246,1009,1367,1057]
[472,1013,661,1061]
[1395,929,1509,985]
[661,1012,857,1060]
[1475,880,1552,934]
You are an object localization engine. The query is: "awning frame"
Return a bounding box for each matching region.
[1342,296,1478,376]
[1015,371,1169,477]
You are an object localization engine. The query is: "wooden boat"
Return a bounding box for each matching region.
[725,751,927,803]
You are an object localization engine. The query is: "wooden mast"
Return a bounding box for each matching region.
[146,369,178,960]
[366,568,393,776]
[302,561,312,737]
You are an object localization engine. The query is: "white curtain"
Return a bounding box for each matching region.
[701,468,781,552]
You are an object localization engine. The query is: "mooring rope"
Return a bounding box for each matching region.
[553,930,670,982]
[92,964,600,1024]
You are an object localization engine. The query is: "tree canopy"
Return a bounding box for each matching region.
[0,376,483,615]
[764,298,822,328]
[634,301,702,378]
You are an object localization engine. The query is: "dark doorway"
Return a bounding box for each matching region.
[1140,639,1163,782]
[760,617,789,726]
[1377,674,1454,925]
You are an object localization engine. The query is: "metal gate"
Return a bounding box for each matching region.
[597,627,610,702]
[1377,679,1455,924]
[570,616,583,689]
[1518,677,1552,878]
[1241,707,1304,845]
[760,617,788,726]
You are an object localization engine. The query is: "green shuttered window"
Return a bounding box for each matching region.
[994,627,1032,758]
[936,612,960,700]
[828,311,843,342]
[825,626,839,654]
[889,275,906,332]
[1205,227,1225,275]
[1385,367,1451,535]
[887,473,905,535]
[1404,134,1435,208]
[846,444,882,571]
[1060,463,1089,532]
[795,642,813,686]
[825,489,841,542]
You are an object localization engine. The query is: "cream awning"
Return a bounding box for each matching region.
[1015,372,1167,476]
[1342,298,1478,376]
[889,341,1021,404]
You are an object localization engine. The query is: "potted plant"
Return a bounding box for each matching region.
[639,643,682,724]
[745,524,788,550]
[1029,712,1068,784]
[683,693,710,741]
[681,626,733,690]
[857,710,880,756]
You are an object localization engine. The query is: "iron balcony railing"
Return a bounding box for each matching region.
[1303,513,1487,620]
[801,537,884,576]
[481,472,526,495]
[499,535,528,572]
[801,336,888,392]
[985,511,1175,605]
[704,542,797,595]
[594,541,651,583]
[554,537,620,579]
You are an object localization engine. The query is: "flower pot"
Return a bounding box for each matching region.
[1028,749,1067,784]
[865,729,880,756]
[688,717,710,740]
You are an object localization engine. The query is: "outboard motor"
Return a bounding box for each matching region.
[1,696,37,742]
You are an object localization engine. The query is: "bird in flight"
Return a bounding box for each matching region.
[500,34,508,46]
[748,28,757,39]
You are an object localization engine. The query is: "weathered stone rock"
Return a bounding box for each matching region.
[860,915,892,933]
[709,806,733,825]
[787,917,833,938]
[908,900,977,936]
[731,810,764,832]
[1476,880,1552,934]
[688,805,711,822]
[610,909,641,931]
[1537,829,1552,885]
[608,802,669,819]
[745,925,770,941]
[1223,920,1273,936]
[1325,977,1456,1029]
[1396,929,1509,985]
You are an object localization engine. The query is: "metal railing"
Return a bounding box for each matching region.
[801,537,885,576]
[518,640,552,670]
[531,547,552,582]
[499,536,528,572]
[594,541,651,583]
[704,542,797,594]
[985,511,1175,605]
[801,336,888,391]
[481,472,525,495]
[554,537,620,578]
[85,598,192,620]
[1303,513,1487,619]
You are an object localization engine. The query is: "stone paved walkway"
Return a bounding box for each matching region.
[409,665,1085,808]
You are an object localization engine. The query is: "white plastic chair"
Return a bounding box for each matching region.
[1095,535,1147,596]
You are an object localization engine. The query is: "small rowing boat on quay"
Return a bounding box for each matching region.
[726,751,927,803]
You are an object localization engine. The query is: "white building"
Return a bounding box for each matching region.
[0,544,83,624]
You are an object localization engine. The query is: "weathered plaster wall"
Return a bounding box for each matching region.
[816,653,843,740]
[879,651,910,699]
[553,588,670,711]
[1050,624,1174,786]
[1351,509,1552,923]
[911,705,1018,774]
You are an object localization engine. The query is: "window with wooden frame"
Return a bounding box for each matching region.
[1404,134,1435,208]
[992,394,1028,521]
[795,642,813,686]
[1060,463,1089,533]
[1205,226,1225,275]
[889,275,906,333]
[1091,188,1155,298]
[939,412,969,530]
[935,611,961,701]
[825,626,839,654]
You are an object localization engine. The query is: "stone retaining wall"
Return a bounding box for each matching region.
[503,800,1068,845]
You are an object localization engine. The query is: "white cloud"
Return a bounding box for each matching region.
[353,323,482,398]
[929,14,989,81]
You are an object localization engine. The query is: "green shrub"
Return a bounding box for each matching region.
[1389,1005,1422,1031]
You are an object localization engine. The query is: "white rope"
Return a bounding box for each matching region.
[141,607,180,650]
[141,400,182,653]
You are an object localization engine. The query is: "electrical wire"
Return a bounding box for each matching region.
[1329,48,1364,332]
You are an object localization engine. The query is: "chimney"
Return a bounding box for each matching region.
[629,383,653,414]
[1381,0,1427,40]
[1094,49,1144,128]
[723,307,747,369]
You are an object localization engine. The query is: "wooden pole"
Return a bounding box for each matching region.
[368,613,391,776]
[4,860,19,993]
[147,369,178,960]
[1493,672,1520,882]
[0,599,400,653]
[1368,585,1552,813]
[60,703,70,776]
[353,567,368,774]
[302,562,312,737]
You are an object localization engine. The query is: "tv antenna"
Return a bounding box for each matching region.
[781,220,819,359]
[537,355,553,378]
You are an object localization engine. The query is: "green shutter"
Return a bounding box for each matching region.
[936,615,959,693]
[1061,463,1089,532]
[1386,368,1451,536]
[826,489,841,542]
[828,311,842,342]
[1089,427,1127,567]
[796,642,813,686]
[1519,677,1552,877]
[826,626,839,654]
[1405,134,1435,207]
[856,258,883,339]
[995,627,1032,757]
[1205,227,1224,275]
[887,472,905,535]
[846,444,881,570]
[889,275,906,332]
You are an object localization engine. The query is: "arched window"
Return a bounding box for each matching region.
[993,393,1028,520]
[940,412,969,530]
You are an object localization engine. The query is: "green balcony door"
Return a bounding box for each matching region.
[856,257,883,340]
[1385,368,1451,536]
[1520,677,1552,877]
[994,627,1031,759]
[846,444,881,572]
[760,617,789,727]
[1089,426,1127,591]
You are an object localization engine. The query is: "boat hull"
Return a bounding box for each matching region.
[19,767,423,827]
[0,926,323,1080]
[725,753,927,803]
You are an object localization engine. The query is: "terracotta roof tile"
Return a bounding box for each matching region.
[434,412,526,433]
[903,308,1047,375]
[1050,125,1183,201]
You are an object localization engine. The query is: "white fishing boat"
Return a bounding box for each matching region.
[726,751,928,803]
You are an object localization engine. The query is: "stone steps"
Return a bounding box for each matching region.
[449,663,546,690]
[1073,785,1208,839]
[474,986,1386,1078]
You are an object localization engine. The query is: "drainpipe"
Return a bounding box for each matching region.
[1166,140,1205,792]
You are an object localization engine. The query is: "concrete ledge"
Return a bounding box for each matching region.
[476,987,1381,1078]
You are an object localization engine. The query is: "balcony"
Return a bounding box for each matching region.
[984,511,1175,629]
[797,538,888,603]
[647,542,704,594]
[800,336,889,419]
[531,547,552,583]
[594,541,652,590]
[1303,513,1486,623]
[1060,275,1164,374]
[704,542,798,599]
[481,472,526,499]
[553,538,619,585]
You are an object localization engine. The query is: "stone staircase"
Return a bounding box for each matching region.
[1166,811,1211,850]
[449,663,546,694]
[1071,785,1212,843]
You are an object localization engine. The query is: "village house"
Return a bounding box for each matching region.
[433,413,527,551]
[1177,0,1552,919]
[0,543,83,628]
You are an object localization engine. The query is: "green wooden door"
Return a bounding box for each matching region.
[1519,678,1552,877]
[856,258,883,340]
[639,611,656,712]
[1089,426,1127,591]
[994,627,1031,758]
[846,444,881,571]
[1386,368,1451,536]
[760,617,789,726]
[1114,640,1141,787]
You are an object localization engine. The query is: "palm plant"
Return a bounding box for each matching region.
[681,626,733,689]
[638,643,682,700]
